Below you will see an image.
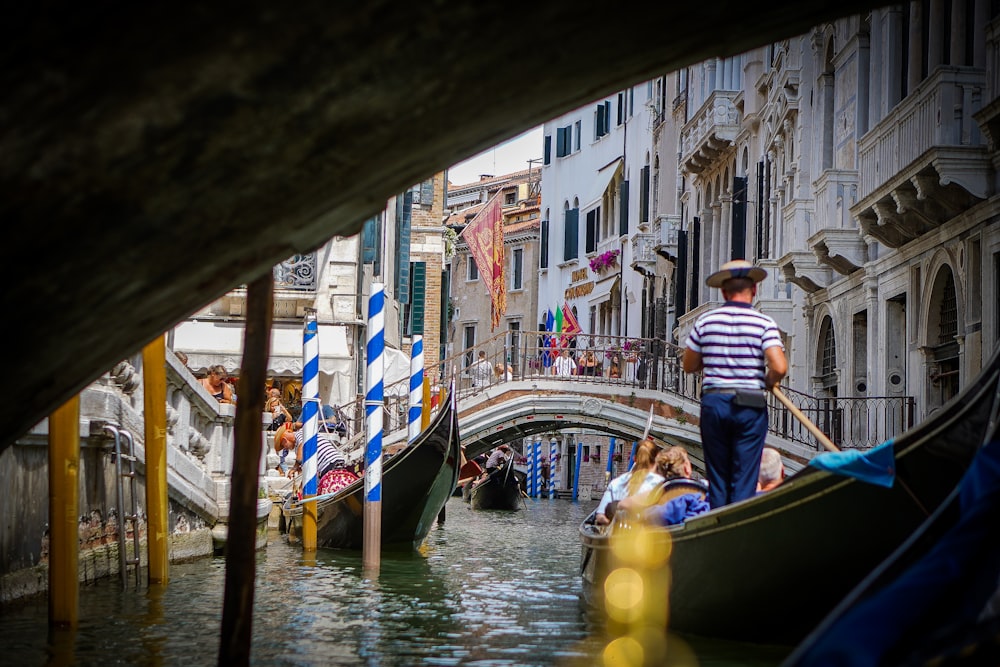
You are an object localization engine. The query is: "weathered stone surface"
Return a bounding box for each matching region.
[1,1,883,452]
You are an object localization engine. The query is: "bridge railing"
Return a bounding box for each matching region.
[335,331,916,453]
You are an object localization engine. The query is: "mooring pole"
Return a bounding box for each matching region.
[363,284,386,576]
[48,395,80,628]
[142,333,169,584]
[301,310,320,551]
[408,335,423,443]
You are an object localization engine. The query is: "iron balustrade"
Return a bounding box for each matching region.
[331,331,916,453]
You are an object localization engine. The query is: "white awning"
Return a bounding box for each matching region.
[588,277,619,304]
[173,321,354,376]
[581,158,623,211]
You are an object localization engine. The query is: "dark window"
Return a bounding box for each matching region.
[585,209,598,254]
[939,270,957,342]
[574,121,581,151]
[617,92,625,125]
[596,101,612,138]
[543,135,551,165]
[556,126,572,157]
[564,208,579,261]
[362,215,381,275]
[731,176,747,260]
[512,248,523,290]
[464,325,476,367]
[540,219,549,269]
[640,166,650,222]
[467,256,478,281]
[619,180,629,236]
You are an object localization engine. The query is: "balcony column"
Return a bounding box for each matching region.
[928,0,944,70]
[706,59,718,92]
[907,0,923,95]
[974,0,989,68]
[950,0,967,65]
[886,7,904,110]
[720,193,733,263]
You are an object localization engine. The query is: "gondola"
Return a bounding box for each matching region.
[463,456,525,511]
[579,346,1000,646]
[284,385,461,551]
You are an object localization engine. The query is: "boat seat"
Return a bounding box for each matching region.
[651,478,708,505]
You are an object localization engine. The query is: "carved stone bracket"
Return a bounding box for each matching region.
[777,251,830,293]
[809,228,867,275]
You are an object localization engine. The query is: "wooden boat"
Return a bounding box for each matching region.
[464,456,525,511]
[579,346,1000,646]
[284,387,461,551]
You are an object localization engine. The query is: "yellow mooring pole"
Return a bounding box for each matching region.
[48,395,80,627]
[143,334,169,584]
[421,376,431,430]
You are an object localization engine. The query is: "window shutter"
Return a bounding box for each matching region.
[640,166,650,222]
[395,191,412,302]
[596,104,605,138]
[585,209,597,253]
[689,217,701,309]
[676,229,688,317]
[420,179,434,208]
[512,248,523,290]
[619,180,629,236]
[544,135,551,165]
[564,208,579,261]
[362,215,379,269]
[731,175,747,260]
[409,261,426,335]
[540,219,549,269]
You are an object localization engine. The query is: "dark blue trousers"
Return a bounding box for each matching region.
[699,393,769,509]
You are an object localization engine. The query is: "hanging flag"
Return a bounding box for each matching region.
[542,309,555,367]
[561,302,581,347]
[460,193,506,330]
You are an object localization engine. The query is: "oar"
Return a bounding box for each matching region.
[770,386,839,453]
[641,403,655,441]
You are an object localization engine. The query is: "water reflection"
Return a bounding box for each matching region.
[1,497,787,666]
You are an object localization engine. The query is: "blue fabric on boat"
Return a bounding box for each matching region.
[790,440,1000,666]
[807,439,896,487]
[645,493,710,526]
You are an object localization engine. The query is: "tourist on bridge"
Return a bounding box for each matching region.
[682,259,787,509]
[554,348,576,377]
[469,350,493,388]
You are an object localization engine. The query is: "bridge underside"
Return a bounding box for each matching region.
[2,1,883,452]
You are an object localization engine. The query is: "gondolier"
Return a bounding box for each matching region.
[682,259,787,509]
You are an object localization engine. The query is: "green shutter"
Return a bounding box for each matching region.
[410,261,426,335]
[564,208,579,261]
[396,191,412,302]
[619,180,629,236]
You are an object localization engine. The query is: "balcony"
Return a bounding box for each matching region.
[680,90,742,175]
[777,250,832,294]
[630,233,657,276]
[652,214,680,260]
[853,67,990,248]
[226,252,318,318]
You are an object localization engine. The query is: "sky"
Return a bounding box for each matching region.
[447,126,544,185]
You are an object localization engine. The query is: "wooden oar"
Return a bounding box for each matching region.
[770,386,839,453]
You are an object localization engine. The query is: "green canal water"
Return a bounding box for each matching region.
[0,497,790,666]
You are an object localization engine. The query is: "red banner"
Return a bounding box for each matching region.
[460,194,506,330]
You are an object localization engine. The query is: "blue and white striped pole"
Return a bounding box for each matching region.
[408,335,424,443]
[548,439,557,499]
[528,438,538,499]
[606,437,616,483]
[533,440,543,498]
[301,310,320,550]
[572,439,583,501]
[363,284,385,574]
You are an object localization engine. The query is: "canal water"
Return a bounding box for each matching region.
[1,497,790,666]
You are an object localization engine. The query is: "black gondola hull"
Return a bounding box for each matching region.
[285,392,461,551]
[580,348,1000,645]
[467,460,524,511]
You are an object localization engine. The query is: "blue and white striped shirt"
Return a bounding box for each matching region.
[685,301,784,390]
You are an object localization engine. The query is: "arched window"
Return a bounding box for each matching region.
[818,315,838,396]
[927,266,960,406]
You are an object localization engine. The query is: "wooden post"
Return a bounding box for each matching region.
[421,376,431,430]
[48,395,80,627]
[142,334,170,584]
[218,272,272,666]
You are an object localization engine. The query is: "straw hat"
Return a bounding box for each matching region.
[705,259,767,288]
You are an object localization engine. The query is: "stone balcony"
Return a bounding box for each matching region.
[630,232,657,276]
[224,252,318,318]
[777,250,832,294]
[853,67,990,249]
[680,90,742,175]
[652,214,681,260]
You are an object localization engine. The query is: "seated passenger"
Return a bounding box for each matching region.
[593,438,665,526]
[756,446,785,493]
[619,445,710,526]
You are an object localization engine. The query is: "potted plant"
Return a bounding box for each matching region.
[588,249,620,274]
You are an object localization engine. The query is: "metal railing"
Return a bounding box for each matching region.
[330,331,916,452]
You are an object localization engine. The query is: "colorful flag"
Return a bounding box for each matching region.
[560,302,581,347]
[542,309,555,367]
[460,193,506,330]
